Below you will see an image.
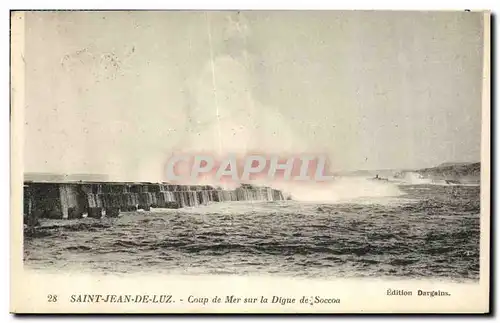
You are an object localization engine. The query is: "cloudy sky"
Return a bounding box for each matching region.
[22,11,484,181]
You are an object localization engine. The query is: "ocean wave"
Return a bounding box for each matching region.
[24,184,480,280]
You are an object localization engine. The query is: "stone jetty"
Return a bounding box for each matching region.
[23,181,284,220]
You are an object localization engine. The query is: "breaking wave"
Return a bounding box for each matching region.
[397,172,434,185]
[278,177,404,203]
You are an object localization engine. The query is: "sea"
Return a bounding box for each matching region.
[24,181,481,282]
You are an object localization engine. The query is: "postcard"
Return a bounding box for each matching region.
[10,10,490,314]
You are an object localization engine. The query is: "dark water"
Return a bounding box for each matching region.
[24,184,480,281]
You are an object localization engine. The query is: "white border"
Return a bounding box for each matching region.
[1,0,499,10]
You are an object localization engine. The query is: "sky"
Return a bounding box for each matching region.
[22,11,485,181]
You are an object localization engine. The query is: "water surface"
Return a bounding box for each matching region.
[24,184,480,281]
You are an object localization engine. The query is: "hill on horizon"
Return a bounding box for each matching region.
[416,162,480,181]
[436,161,478,168]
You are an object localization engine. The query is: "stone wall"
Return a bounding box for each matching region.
[23,182,285,220]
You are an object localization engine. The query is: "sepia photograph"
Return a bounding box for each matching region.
[10,9,490,313]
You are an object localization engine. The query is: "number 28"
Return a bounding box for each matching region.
[47,294,58,302]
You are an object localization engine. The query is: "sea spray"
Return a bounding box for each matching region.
[275,176,404,203]
[400,172,434,185]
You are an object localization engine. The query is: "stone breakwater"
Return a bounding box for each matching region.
[23,182,285,220]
